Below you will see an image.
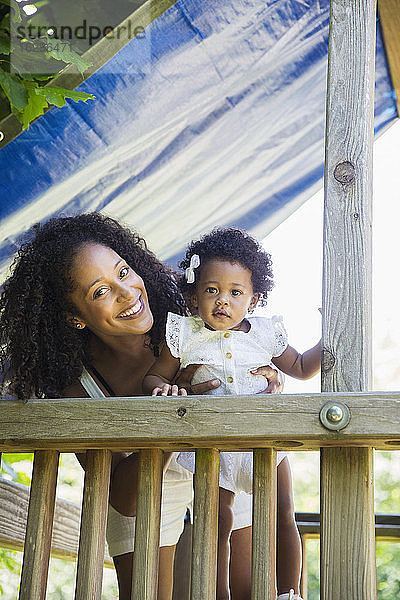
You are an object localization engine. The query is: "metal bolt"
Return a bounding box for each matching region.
[326,405,343,424]
[177,407,187,418]
[320,401,350,431]
[0,131,4,142]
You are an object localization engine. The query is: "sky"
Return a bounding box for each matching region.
[261,118,400,393]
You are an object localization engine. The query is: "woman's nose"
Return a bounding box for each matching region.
[116,281,135,301]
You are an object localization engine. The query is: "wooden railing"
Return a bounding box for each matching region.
[1,392,400,599]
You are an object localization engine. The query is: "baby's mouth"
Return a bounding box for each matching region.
[213,309,229,318]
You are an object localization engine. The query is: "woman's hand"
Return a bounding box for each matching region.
[172,364,221,395]
[250,365,283,394]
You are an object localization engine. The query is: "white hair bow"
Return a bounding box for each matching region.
[185,254,200,283]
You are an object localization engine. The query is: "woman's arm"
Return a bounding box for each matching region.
[272,340,321,380]
[143,344,184,395]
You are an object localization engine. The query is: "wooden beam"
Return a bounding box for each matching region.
[0,478,113,564]
[321,0,377,598]
[1,393,400,451]
[75,450,112,600]
[19,450,59,600]
[132,449,163,600]
[379,0,400,116]
[251,448,277,599]
[190,449,219,600]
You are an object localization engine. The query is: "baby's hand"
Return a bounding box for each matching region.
[152,383,188,396]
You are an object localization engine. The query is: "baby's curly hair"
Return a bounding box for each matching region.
[0,213,185,400]
[178,227,274,305]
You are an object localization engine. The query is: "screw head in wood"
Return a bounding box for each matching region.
[320,401,350,431]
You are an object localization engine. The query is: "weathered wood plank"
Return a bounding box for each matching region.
[379,0,400,115]
[19,450,59,600]
[321,0,377,598]
[321,448,376,599]
[251,448,276,599]
[132,449,163,600]
[1,394,400,451]
[0,478,113,565]
[75,450,112,600]
[322,3,374,392]
[190,449,219,600]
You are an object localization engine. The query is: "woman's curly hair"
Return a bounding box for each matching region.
[178,227,274,305]
[0,213,185,400]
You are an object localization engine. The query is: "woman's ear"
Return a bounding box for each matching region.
[248,294,259,312]
[66,314,86,330]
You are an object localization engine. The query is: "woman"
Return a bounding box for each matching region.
[0,213,293,599]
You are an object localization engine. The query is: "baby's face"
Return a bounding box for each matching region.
[191,259,258,331]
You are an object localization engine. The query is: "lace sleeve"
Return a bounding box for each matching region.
[165,312,184,358]
[271,315,288,357]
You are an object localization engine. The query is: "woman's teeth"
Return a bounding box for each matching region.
[119,298,141,317]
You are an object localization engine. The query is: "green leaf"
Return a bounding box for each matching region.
[19,82,48,128]
[0,67,27,110]
[0,30,10,55]
[35,84,95,107]
[0,0,22,24]
[45,35,92,75]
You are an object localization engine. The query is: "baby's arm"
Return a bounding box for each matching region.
[272,340,321,380]
[143,344,185,395]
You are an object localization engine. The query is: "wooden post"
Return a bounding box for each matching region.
[321,0,377,599]
[19,450,59,600]
[132,449,163,600]
[75,449,112,600]
[251,448,276,599]
[190,448,219,600]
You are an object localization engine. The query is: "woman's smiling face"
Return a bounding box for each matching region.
[68,243,154,338]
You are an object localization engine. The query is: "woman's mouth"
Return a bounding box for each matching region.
[117,296,144,319]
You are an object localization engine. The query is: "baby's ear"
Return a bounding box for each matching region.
[190,294,199,309]
[249,294,259,312]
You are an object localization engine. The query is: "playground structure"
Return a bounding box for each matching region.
[1,0,400,598]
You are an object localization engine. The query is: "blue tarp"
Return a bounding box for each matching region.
[0,0,397,275]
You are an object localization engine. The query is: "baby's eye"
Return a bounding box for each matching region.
[93,286,108,299]
[231,289,242,296]
[119,266,129,278]
[205,287,218,294]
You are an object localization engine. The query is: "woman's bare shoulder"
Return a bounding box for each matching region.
[61,380,89,399]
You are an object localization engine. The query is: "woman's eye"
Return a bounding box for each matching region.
[93,287,108,299]
[119,266,129,278]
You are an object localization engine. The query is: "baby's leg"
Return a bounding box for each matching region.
[277,457,302,595]
[217,487,235,600]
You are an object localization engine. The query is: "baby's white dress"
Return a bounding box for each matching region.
[166,312,288,494]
